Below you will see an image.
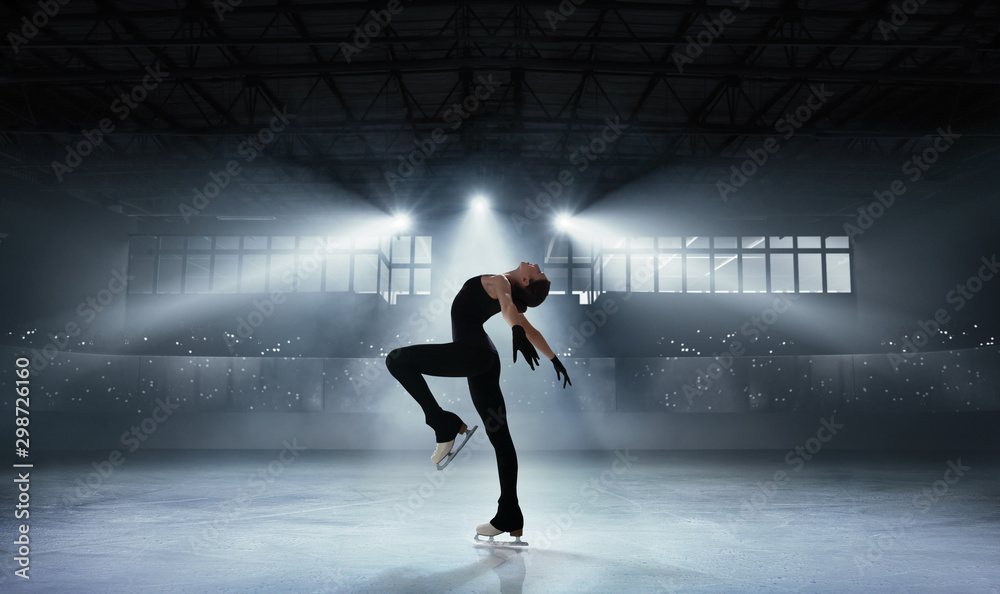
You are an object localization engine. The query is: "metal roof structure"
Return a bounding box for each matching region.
[2,0,998,223]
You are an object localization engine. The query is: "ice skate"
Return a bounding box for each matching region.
[432,423,478,470]
[474,522,528,547]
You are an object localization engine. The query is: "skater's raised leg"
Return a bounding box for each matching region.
[386,342,493,457]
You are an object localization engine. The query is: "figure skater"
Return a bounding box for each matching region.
[386,261,571,543]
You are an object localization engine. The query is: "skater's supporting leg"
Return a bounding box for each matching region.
[386,343,494,438]
[468,357,522,531]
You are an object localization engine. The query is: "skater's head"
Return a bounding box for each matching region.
[510,262,550,313]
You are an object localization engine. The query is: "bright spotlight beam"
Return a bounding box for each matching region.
[555,213,573,231]
[392,213,411,231]
[472,196,489,212]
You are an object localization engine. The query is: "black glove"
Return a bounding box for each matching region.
[551,355,572,388]
[512,325,539,370]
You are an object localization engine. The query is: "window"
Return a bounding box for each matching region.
[540,234,852,298]
[127,234,433,300]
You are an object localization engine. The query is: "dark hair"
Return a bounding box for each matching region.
[510,278,551,313]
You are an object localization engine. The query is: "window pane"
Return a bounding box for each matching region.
[658,237,682,249]
[798,254,823,293]
[128,256,154,294]
[631,236,653,249]
[770,254,795,292]
[391,236,411,264]
[271,236,295,250]
[742,254,766,293]
[685,236,709,249]
[714,254,738,293]
[571,237,592,263]
[243,236,267,250]
[325,255,350,292]
[354,254,378,293]
[572,267,592,295]
[414,268,431,294]
[391,268,410,300]
[826,236,849,249]
[742,236,765,249]
[769,236,793,249]
[714,237,737,249]
[241,255,267,292]
[658,253,682,292]
[160,236,184,250]
[216,236,239,250]
[631,254,654,292]
[295,255,322,292]
[602,254,626,291]
[129,236,158,254]
[547,267,568,295]
[213,255,239,293]
[379,259,390,301]
[184,255,211,293]
[549,237,570,263]
[187,236,212,250]
[414,237,432,264]
[686,254,711,292]
[827,253,852,292]
[603,237,627,250]
[270,255,296,292]
[798,236,821,249]
[157,255,182,293]
[299,236,321,250]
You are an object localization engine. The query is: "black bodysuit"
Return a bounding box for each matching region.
[451,275,502,348]
[386,275,522,531]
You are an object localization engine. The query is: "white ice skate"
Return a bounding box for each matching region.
[431,423,478,470]
[474,522,528,547]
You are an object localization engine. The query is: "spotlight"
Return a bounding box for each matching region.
[555,213,573,231]
[471,195,489,212]
[392,213,411,231]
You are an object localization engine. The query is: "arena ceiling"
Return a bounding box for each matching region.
[1,0,998,224]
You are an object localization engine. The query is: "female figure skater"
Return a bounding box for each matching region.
[386,261,571,541]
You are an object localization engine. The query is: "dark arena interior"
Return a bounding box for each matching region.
[1,1,999,592]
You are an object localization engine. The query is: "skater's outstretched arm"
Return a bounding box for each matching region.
[516,315,555,360]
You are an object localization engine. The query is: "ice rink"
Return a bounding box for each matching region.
[2,446,998,593]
